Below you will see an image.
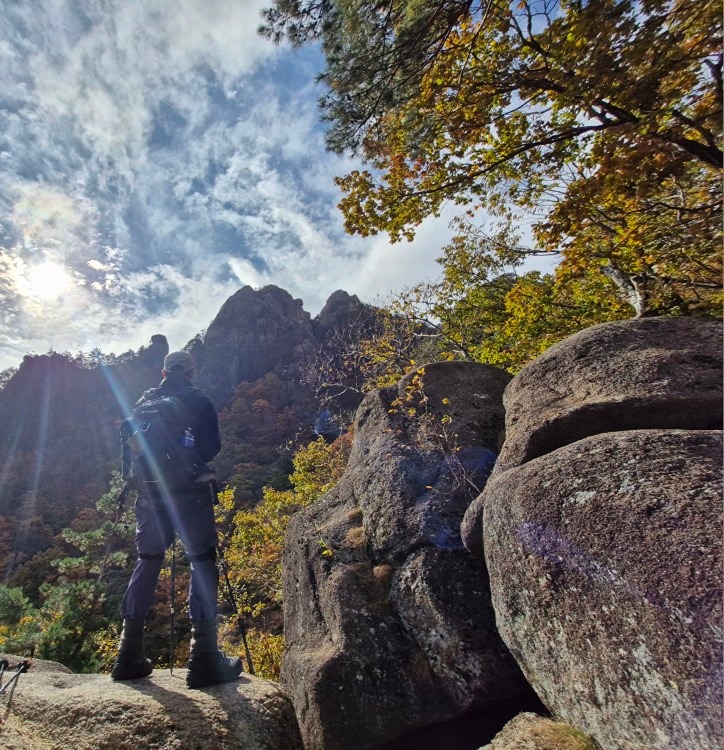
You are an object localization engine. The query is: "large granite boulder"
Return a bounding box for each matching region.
[282,362,536,750]
[495,316,722,471]
[0,656,302,750]
[477,317,723,750]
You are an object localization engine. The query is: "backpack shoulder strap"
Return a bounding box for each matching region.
[134,387,159,408]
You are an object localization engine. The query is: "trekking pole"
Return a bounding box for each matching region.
[0,660,30,698]
[217,547,255,676]
[169,536,177,676]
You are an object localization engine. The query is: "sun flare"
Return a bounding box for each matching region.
[17,261,73,301]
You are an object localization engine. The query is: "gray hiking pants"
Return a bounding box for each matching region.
[121,489,219,622]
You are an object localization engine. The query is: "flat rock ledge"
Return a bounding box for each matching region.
[0,657,302,750]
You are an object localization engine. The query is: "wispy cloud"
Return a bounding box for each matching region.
[0,0,449,370]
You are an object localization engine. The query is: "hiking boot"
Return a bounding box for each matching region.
[111,653,154,681]
[186,620,243,689]
[111,619,153,681]
[186,650,243,689]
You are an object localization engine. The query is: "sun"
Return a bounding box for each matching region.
[18,261,73,301]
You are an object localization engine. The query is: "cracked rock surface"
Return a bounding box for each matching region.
[281,361,535,750]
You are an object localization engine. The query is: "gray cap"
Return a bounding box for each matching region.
[163,350,194,373]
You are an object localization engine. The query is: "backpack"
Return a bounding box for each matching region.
[122,388,200,492]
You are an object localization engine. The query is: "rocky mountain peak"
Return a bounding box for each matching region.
[312,289,372,340]
[197,285,317,407]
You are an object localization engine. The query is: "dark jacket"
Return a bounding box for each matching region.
[148,372,221,462]
[121,372,221,482]
[144,372,221,462]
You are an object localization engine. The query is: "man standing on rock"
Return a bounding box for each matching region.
[111,350,243,689]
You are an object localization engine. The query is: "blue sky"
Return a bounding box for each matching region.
[0,0,477,370]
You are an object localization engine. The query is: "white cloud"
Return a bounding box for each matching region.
[2,0,552,373]
[9,183,101,260]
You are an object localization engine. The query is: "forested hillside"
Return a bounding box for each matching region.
[0,337,169,576]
